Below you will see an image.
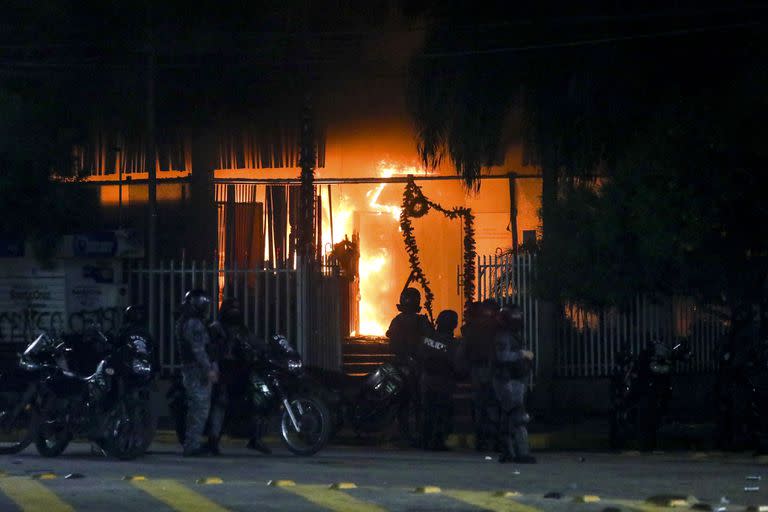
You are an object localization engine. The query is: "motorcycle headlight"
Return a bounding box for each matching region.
[287,359,303,372]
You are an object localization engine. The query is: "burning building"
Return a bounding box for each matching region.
[33,4,543,353]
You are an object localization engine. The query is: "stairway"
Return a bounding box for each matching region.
[342,336,393,377]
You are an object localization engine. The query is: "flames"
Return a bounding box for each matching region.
[322,160,428,336]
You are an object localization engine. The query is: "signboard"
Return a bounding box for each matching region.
[0,275,66,343]
[73,232,118,258]
[67,262,122,334]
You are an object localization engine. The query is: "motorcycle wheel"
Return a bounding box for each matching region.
[103,400,153,460]
[35,421,72,457]
[0,392,38,455]
[280,395,331,456]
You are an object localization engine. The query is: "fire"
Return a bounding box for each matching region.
[320,159,428,336]
[357,160,428,335]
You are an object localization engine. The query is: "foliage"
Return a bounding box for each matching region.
[540,69,768,310]
[0,80,86,260]
[408,2,768,311]
[400,178,476,321]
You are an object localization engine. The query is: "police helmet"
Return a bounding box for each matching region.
[397,287,421,313]
[219,297,243,324]
[183,289,211,318]
[123,305,146,325]
[479,298,500,318]
[497,304,523,331]
[436,309,459,334]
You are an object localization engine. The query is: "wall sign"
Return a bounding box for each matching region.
[0,275,67,343]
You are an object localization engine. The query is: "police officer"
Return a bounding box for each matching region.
[208,297,271,455]
[419,309,459,451]
[176,289,217,457]
[462,299,500,451]
[118,305,153,361]
[386,287,434,443]
[492,304,536,463]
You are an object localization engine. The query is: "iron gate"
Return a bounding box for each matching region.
[126,260,343,374]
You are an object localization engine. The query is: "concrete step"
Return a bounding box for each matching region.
[343,353,394,363]
[343,337,391,355]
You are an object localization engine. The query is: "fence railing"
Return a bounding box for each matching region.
[127,260,343,375]
[477,252,540,375]
[477,252,727,378]
[556,297,727,377]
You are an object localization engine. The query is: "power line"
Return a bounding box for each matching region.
[419,20,764,59]
[0,4,766,50]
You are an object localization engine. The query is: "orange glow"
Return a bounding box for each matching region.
[319,160,429,335]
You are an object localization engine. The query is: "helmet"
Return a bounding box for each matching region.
[397,287,421,313]
[497,304,523,331]
[436,309,458,334]
[479,298,500,319]
[123,305,146,326]
[183,289,211,318]
[219,297,243,324]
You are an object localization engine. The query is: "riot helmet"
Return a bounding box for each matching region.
[436,309,459,334]
[183,289,211,318]
[219,297,243,324]
[479,298,500,319]
[497,304,523,332]
[397,287,421,313]
[123,304,146,326]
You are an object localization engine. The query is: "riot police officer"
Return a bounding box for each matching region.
[118,305,153,362]
[386,287,434,443]
[176,289,217,457]
[462,299,500,451]
[208,297,271,455]
[492,304,536,463]
[419,309,459,451]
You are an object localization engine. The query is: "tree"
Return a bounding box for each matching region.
[0,79,88,259]
[406,1,768,312]
[542,48,768,315]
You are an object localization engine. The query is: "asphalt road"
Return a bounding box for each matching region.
[2,440,768,511]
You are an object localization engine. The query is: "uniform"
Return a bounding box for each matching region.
[492,326,534,462]
[176,290,214,456]
[418,327,459,450]
[386,287,434,443]
[462,313,499,450]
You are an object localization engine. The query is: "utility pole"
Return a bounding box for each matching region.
[508,172,519,253]
[146,2,157,336]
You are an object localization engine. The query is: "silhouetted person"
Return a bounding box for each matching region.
[386,287,434,444]
[419,309,459,450]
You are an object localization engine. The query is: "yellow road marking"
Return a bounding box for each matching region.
[281,484,387,512]
[0,476,74,512]
[612,499,679,512]
[132,479,230,512]
[444,490,542,512]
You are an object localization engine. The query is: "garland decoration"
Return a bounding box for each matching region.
[400,177,476,322]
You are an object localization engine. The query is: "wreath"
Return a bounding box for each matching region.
[400,177,476,322]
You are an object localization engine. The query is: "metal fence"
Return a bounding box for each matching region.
[476,252,540,374]
[126,260,343,375]
[476,252,727,378]
[556,297,727,377]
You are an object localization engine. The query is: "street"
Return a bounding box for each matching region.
[1,440,767,511]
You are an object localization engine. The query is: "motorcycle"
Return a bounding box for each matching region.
[0,337,52,455]
[18,328,154,460]
[610,339,690,451]
[168,334,331,456]
[307,358,420,443]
